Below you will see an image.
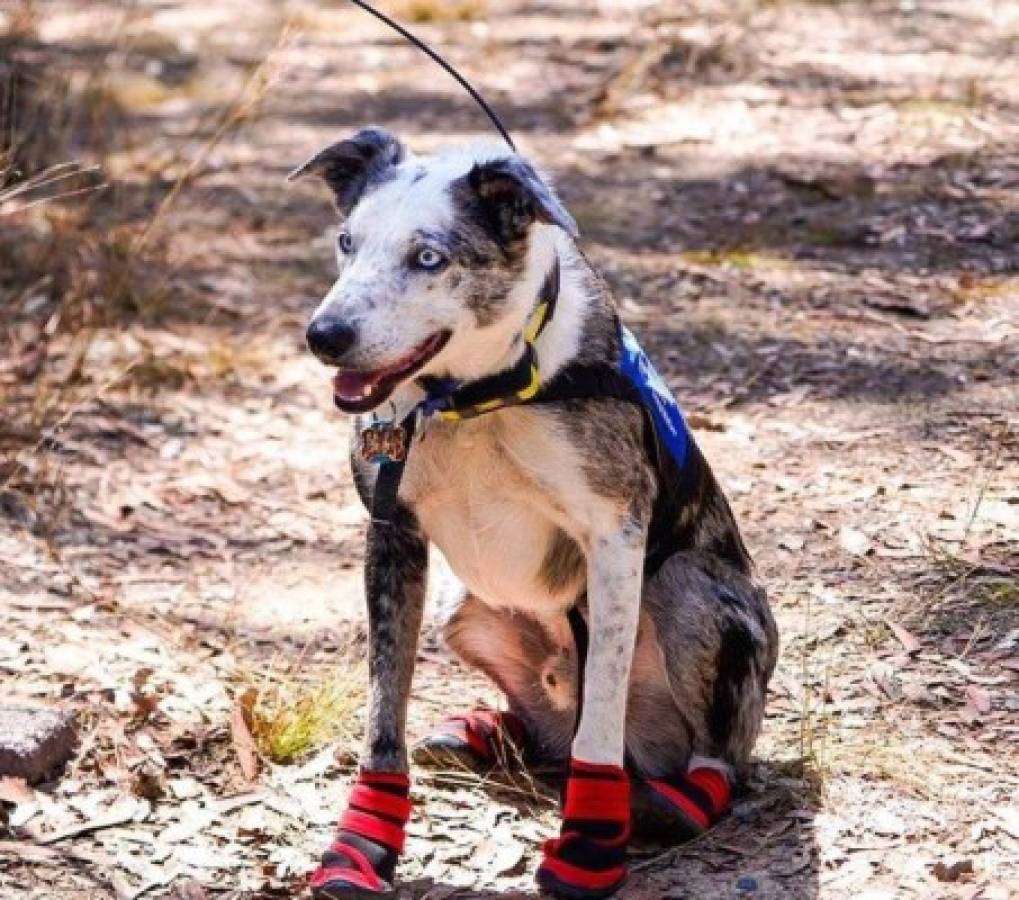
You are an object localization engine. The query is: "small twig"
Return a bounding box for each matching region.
[632,825,719,871]
[0,161,104,213]
[26,804,138,845]
[0,181,108,215]
[962,425,1006,544]
[958,616,988,660]
[131,23,295,254]
[0,161,96,199]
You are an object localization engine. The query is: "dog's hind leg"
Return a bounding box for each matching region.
[311,500,428,899]
[642,551,778,774]
[414,591,576,770]
[627,551,778,842]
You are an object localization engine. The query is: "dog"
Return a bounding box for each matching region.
[290,128,779,899]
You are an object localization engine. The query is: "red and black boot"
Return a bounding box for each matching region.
[411,709,529,771]
[536,759,630,899]
[636,765,732,843]
[309,770,412,898]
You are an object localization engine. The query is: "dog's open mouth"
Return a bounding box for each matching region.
[332,331,451,414]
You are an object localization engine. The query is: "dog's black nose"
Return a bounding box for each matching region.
[306,317,356,363]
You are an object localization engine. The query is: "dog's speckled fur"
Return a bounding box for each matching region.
[297,126,778,878]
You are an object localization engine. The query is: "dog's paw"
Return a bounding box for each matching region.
[309,838,400,899]
[536,832,627,899]
[311,770,410,898]
[310,862,395,898]
[534,759,630,900]
[633,766,732,843]
[411,709,528,772]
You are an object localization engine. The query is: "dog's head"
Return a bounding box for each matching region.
[290,127,577,413]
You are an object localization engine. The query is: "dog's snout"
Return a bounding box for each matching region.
[306,316,356,363]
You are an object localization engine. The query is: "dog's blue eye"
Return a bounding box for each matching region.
[337,232,353,254]
[414,248,445,270]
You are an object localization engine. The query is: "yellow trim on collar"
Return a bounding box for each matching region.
[516,363,541,401]
[473,397,505,413]
[523,302,549,343]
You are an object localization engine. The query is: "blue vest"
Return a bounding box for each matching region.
[618,324,690,470]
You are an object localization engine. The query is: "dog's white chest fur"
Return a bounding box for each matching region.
[401,409,587,613]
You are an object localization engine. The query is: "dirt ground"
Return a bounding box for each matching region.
[1,1,1017,898]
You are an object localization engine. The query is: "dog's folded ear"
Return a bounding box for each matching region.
[288,127,405,215]
[466,156,579,244]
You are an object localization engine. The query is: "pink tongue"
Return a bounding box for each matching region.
[333,370,379,401]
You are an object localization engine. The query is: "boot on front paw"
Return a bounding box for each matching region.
[309,770,411,898]
[535,759,630,900]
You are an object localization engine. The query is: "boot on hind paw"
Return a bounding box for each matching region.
[411,709,529,771]
[632,765,733,844]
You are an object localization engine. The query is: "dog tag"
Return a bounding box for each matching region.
[359,421,408,464]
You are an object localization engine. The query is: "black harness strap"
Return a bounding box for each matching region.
[369,412,417,526]
[531,350,684,578]
[533,358,641,407]
[540,252,561,324]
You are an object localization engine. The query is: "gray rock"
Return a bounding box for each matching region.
[0,706,77,783]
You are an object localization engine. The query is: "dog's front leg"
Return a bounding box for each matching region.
[311,501,427,899]
[537,515,646,899]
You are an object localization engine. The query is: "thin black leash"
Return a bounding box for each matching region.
[345,0,516,151]
[346,0,590,737]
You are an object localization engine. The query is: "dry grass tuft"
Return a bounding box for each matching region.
[242,660,366,766]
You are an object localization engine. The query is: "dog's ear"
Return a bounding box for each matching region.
[466,156,579,244]
[288,127,405,215]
